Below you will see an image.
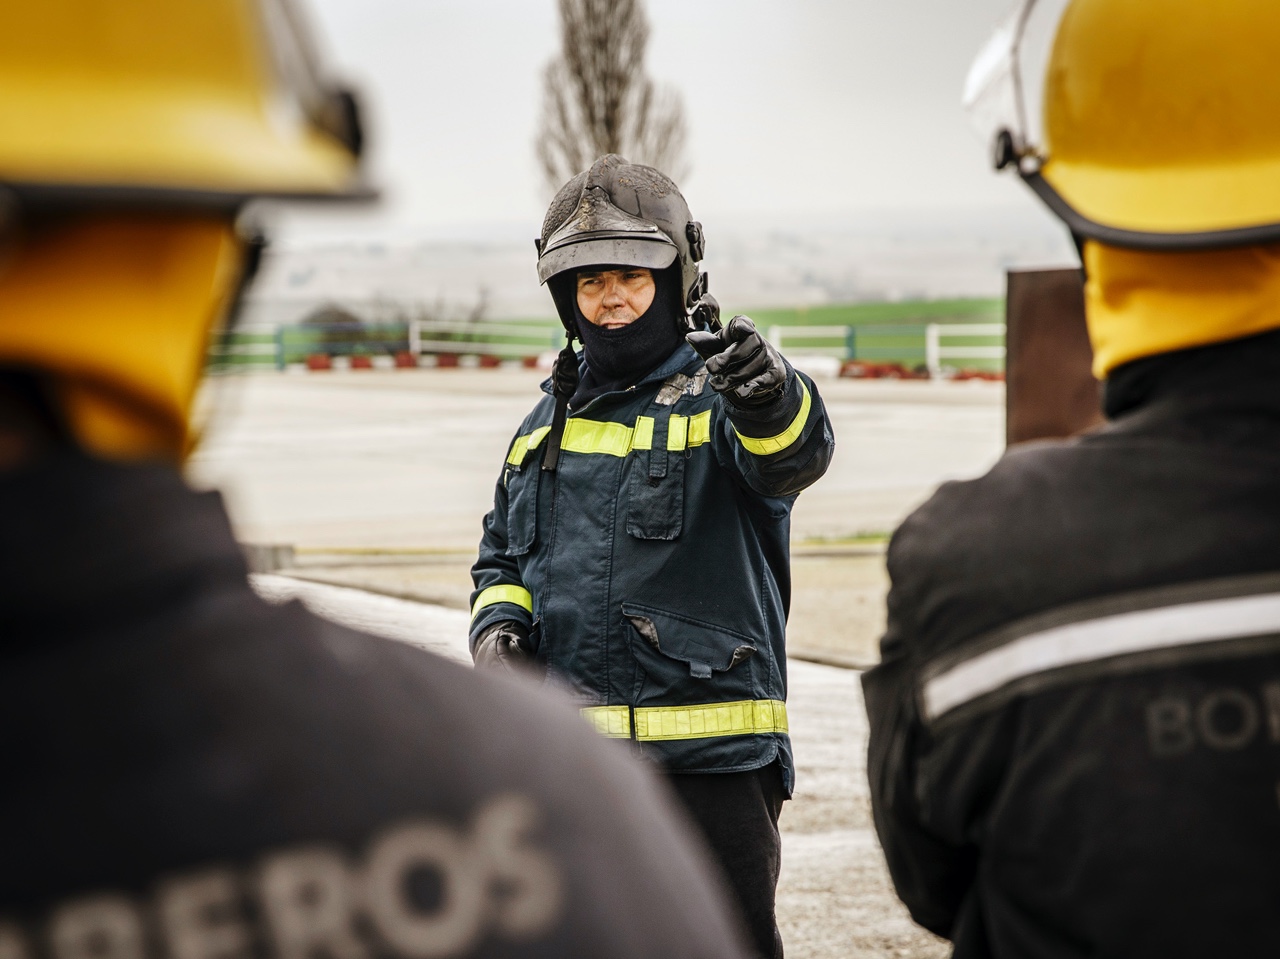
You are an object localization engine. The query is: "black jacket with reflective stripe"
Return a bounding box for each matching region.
[863,329,1280,957]
[0,454,750,959]
[470,344,834,790]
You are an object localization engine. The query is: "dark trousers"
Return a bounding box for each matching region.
[666,764,787,959]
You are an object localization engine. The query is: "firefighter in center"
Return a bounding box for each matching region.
[470,154,836,958]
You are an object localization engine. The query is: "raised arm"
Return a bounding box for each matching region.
[688,315,835,498]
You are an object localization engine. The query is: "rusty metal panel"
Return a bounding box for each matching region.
[1005,267,1104,445]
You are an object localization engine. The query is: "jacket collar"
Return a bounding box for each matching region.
[1104,327,1280,419]
[540,343,703,400]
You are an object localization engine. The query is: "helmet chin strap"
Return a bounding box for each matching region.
[541,271,578,472]
[540,334,578,473]
[688,292,721,335]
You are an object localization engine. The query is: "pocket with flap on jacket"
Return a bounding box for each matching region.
[504,458,539,556]
[621,602,759,703]
[625,414,686,541]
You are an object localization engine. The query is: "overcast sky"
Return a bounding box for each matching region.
[287,0,1059,244]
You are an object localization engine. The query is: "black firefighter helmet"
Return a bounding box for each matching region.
[536,154,718,338]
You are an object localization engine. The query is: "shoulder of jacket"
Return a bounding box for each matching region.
[516,393,557,431]
[890,438,1096,593]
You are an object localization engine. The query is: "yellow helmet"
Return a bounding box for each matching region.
[0,0,371,462]
[966,0,1280,250]
[0,0,369,206]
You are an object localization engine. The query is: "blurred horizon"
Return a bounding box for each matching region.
[247,0,1079,324]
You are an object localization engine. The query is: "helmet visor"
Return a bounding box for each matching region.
[537,235,677,285]
[962,0,1071,172]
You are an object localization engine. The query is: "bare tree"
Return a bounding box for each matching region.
[536,0,689,193]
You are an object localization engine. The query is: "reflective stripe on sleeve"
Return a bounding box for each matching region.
[580,705,631,738]
[733,380,811,456]
[922,589,1280,723]
[634,699,788,741]
[470,584,533,621]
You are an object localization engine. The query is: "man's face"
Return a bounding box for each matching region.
[575,267,656,330]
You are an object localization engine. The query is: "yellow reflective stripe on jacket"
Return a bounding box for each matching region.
[666,410,712,452]
[470,584,533,621]
[636,699,787,741]
[631,416,655,451]
[667,413,688,452]
[687,410,712,448]
[580,705,631,738]
[507,410,713,463]
[580,701,786,741]
[733,380,811,456]
[507,426,551,465]
[562,418,640,457]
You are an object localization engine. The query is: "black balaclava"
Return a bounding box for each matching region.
[569,266,685,409]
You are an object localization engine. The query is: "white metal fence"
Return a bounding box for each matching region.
[212,318,1006,377]
[924,323,1006,378]
[766,322,1005,377]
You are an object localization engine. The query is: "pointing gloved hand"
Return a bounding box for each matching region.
[686,315,788,409]
[473,621,539,674]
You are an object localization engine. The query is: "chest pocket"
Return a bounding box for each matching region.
[627,410,686,540]
[504,452,541,556]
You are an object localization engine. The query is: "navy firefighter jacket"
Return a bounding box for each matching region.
[470,343,834,794]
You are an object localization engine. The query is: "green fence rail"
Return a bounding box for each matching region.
[207,301,1007,375]
[208,320,563,372]
[765,323,1005,373]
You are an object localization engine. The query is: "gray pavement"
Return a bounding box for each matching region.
[251,573,947,958]
[206,369,994,956]
[190,368,1003,550]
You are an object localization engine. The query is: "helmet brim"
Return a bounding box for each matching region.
[538,234,678,284]
[0,94,370,205]
[1031,159,1280,251]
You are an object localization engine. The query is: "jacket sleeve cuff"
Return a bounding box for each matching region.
[469,584,534,640]
[725,367,811,456]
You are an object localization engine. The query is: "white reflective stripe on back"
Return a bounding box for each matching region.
[922,591,1280,722]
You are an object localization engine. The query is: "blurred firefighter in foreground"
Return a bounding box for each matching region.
[865,0,1280,954]
[469,154,835,958]
[0,4,752,957]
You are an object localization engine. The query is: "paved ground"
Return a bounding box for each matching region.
[282,547,892,668]
[189,368,1004,551]
[192,370,1000,956]
[189,368,1002,668]
[251,575,948,959]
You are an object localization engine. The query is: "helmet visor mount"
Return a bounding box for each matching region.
[962,0,1071,177]
[965,0,1280,251]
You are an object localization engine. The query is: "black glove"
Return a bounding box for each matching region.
[686,315,788,409]
[473,621,538,674]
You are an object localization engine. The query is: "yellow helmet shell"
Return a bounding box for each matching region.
[1039,0,1280,247]
[0,0,368,204]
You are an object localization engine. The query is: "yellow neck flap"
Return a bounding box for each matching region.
[1084,239,1280,379]
[0,214,241,462]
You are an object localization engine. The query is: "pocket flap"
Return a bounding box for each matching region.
[622,603,756,677]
